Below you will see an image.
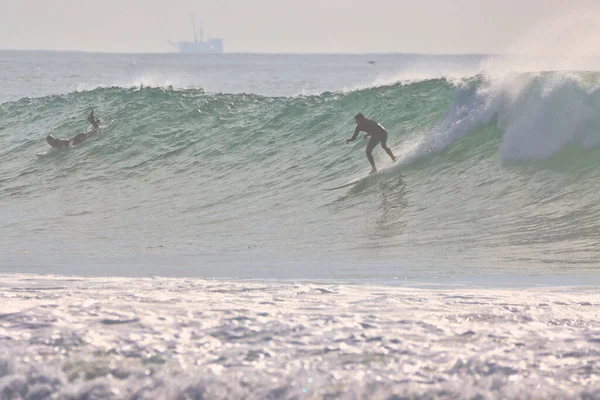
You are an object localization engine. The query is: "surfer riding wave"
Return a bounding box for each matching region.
[346,113,396,174]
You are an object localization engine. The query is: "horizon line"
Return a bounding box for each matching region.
[0,48,498,57]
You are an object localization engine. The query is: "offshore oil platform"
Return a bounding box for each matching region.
[169,18,223,54]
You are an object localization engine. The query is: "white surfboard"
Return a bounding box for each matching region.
[324,159,400,191]
[323,173,378,191]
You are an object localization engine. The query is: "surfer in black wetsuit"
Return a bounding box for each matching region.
[346,113,396,174]
[46,110,101,148]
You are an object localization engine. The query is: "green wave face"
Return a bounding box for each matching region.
[3,72,600,278]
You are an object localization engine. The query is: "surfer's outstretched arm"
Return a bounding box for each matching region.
[346,127,361,144]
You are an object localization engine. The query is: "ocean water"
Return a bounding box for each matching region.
[2,51,600,399]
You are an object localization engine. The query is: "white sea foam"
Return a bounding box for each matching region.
[1,274,599,399]
[393,71,600,168]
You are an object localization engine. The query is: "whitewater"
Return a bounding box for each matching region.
[2,51,600,399]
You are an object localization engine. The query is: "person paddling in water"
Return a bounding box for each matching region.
[346,113,396,174]
[46,110,101,149]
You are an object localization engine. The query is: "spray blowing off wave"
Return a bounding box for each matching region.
[394,72,600,168]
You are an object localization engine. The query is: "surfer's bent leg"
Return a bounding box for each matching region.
[380,133,396,162]
[366,138,379,172]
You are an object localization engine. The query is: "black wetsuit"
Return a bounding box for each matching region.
[47,133,87,148]
[50,138,71,148]
[47,113,100,148]
[348,118,395,169]
[70,133,87,146]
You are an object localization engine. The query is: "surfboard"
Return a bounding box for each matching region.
[324,178,365,191]
[37,148,60,157]
[324,171,380,191]
[323,158,401,191]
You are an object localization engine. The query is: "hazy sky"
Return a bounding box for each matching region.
[0,0,597,53]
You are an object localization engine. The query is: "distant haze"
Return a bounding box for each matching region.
[0,0,598,54]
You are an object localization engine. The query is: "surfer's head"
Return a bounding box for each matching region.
[46,135,56,146]
[354,113,365,123]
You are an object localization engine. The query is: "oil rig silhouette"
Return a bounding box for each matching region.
[169,17,223,54]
